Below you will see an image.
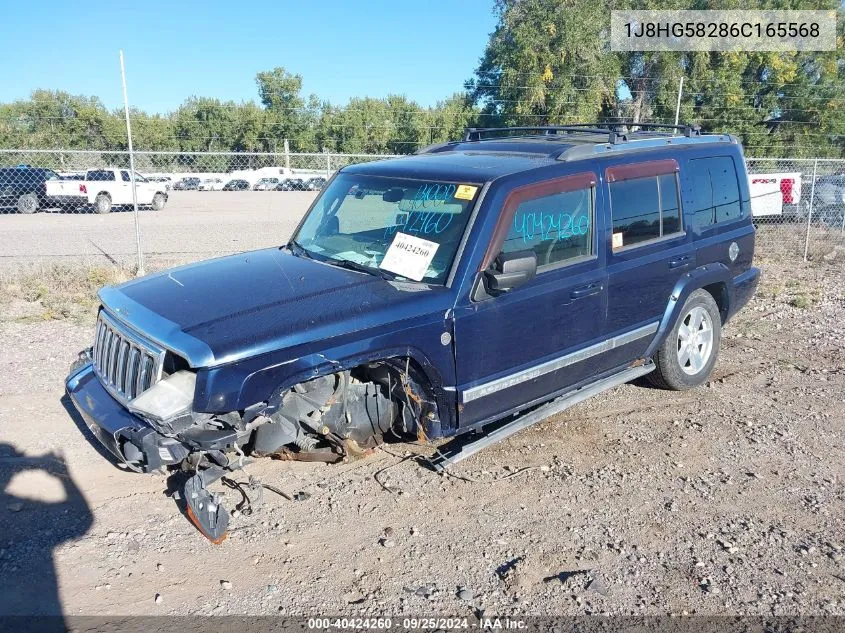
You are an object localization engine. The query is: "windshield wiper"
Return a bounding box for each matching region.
[286,239,313,259]
[330,258,400,281]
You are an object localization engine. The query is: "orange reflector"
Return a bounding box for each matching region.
[187,505,228,545]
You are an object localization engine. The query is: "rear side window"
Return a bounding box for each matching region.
[121,171,131,182]
[88,170,115,182]
[501,185,594,269]
[609,174,682,248]
[688,157,742,228]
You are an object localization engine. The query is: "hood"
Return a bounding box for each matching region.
[100,248,442,367]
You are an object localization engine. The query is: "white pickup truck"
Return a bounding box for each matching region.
[748,172,803,220]
[45,168,168,214]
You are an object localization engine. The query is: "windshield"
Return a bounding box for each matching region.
[292,173,480,284]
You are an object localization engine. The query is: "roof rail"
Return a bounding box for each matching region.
[556,133,736,162]
[415,140,461,155]
[463,122,702,145]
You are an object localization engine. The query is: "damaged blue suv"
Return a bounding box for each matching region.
[66,123,760,541]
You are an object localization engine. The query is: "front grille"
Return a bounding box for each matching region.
[93,310,166,405]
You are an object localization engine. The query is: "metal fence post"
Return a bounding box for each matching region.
[120,50,144,276]
[803,159,818,262]
[326,152,331,179]
[284,139,290,172]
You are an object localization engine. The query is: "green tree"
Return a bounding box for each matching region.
[256,66,308,150]
[467,0,622,126]
[468,0,845,157]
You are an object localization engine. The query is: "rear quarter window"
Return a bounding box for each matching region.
[687,156,742,229]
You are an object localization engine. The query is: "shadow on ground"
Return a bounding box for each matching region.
[0,441,93,623]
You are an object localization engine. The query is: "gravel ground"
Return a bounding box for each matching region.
[0,255,843,618]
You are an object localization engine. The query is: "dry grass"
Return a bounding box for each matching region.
[0,264,134,323]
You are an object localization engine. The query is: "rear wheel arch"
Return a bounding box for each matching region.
[702,282,729,324]
[646,263,732,358]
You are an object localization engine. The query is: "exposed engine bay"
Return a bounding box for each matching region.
[157,361,438,543]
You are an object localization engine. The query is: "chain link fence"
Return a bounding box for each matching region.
[746,158,845,264]
[0,149,843,274]
[0,149,401,273]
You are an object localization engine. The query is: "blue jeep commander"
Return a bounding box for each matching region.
[66,123,760,541]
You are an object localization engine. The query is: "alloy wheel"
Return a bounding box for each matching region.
[677,306,714,376]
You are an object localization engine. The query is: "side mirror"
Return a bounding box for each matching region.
[484,250,537,293]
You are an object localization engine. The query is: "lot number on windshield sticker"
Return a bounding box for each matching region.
[454,185,478,201]
[379,232,439,281]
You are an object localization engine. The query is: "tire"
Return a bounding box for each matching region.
[17,193,38,214]
[648,289,722,391]
[94,193,112,214]
[151,192,166,211]
[818,206,845,228]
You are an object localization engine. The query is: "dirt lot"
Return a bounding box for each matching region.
[0,252,843,618]
[0,191,317,272]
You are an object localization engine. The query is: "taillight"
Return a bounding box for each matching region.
[80,184,87,194]
[780,178,794,204]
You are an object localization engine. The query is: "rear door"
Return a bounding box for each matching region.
[684,154,754,276]
[453,172,608,427]
[602,159,693,367]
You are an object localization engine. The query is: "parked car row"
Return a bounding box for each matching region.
[146,176,173,190]
[170,176,328,192]
[1,164,323,214]
[173,177,201,191]
[276,177,326,191]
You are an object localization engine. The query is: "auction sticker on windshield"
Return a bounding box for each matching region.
[379,232,439,281]
[454,184,478,200]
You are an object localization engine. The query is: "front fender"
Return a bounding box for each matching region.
[643,263,731,358]
[194,341,457,435]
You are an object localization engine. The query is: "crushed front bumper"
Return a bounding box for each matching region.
[65,360,189,473]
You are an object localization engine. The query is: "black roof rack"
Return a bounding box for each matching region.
[463,122,701,145]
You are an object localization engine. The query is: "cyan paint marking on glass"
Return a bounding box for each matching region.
[514,211,590,244]
[386,183,459,238]
[399,183,458,212]
[385,210,454,238]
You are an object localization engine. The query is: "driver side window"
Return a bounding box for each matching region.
[501,185,594,269]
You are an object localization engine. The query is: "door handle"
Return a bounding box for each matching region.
[570,284,603,300]
[668,257,691,270]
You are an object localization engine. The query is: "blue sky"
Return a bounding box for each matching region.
[4,0,498,113]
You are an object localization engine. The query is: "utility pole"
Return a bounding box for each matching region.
[674,77,685,128]
[120,50,144,276]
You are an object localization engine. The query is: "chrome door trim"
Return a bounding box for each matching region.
[460,322,659,403]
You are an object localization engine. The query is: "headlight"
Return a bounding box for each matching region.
[129,370,196,423]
